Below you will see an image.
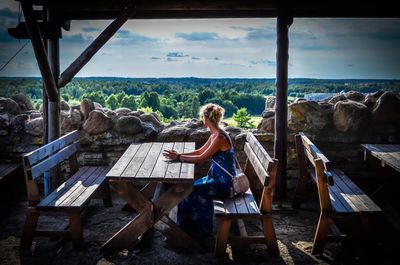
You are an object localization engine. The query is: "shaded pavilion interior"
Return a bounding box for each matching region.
[8,0,400,200]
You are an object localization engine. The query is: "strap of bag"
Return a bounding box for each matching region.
[211,159,235,178]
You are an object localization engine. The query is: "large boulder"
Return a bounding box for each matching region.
[257,116,274,133]
[363,91,384,109]
[157,126,191,142]
[93,102,103,110]
[0,113,12,129]
[328,94,347,104]
[11,93,33,111]
[115,107,132,115]
[344,91,365,102]
[80,98,95,120]
[61,109,83,134]
[333,100,369,132]
[371,92,400,123]
[82,110,112,135]
[0,97,20,114]
[25,117,44,136]
[139,113,164,131]
[11,114,28,134]
[114,116,144,135]
[265,96,275,110]
[288,101,333,132]
[60,100,70,111]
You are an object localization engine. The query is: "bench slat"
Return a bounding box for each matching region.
[37,166,96,208]
[332,169,381,212]
[0,163,20,180]
[69,166,110,207]
[299,132,329,165]
[308,169,351,213]
[244,143,269,185]
[246,133,273,169]
[233,194,249,214]
[56,166,106,208]
[242,190,261,214]
[30,142,80,179]
[25,130,79,165]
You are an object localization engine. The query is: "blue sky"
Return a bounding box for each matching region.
[0,1,400,79]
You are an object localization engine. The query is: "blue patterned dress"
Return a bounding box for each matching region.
[177,132,235,237]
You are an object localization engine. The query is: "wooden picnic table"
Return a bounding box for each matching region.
[361,144,400,231]
[361,144,400,174]
[100,142,202,253]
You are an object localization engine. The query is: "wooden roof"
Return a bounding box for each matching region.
[26,0,400,20]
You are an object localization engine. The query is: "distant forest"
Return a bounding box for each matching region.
[1,77,399,119]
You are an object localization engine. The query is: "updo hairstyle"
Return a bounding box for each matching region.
[199,103,225,127]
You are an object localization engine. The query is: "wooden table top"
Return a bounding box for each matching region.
[361,144,400,173]
[106,142,195,182]
[0,163,20,180]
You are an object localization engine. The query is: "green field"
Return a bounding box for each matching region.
[224,116,262,128]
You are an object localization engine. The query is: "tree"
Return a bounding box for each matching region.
[198,89,216,105]
[140,91,161,111]
[106,94,120,110]
[232,108,254,129]
[191,96,200,118]
[81,91,106,106]
[121,95,137,110]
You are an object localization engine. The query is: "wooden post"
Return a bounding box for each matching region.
[274,11,293,200]
[21,0,58,102]
[47,7,61,189]
[42,6,48,144]
[58,8,134,88]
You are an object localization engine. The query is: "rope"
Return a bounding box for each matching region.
[0,40,30,73]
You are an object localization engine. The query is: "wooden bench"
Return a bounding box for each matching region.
[213,132,279,257]
[292,132,382,255]
[0,162,23,201]
[20,130,112,251]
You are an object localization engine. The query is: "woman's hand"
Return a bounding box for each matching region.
[163,149,179,160]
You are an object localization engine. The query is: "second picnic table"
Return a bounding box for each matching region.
[101,141,202,252]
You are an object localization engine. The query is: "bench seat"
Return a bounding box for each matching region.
[214,189,260,218]
[0,163,20,181]
[308,168,381,214]
[37,166,110,211]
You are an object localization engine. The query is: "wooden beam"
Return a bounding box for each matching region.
[21,0,58,102]
[274,11,293,200]
[58,8,135,88]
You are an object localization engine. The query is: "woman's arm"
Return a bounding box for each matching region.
[179,135,225,163]
[163,134,213,157]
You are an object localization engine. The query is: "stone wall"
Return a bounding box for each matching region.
[1,91,399,195]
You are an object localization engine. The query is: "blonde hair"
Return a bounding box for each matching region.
[199,103,225,127]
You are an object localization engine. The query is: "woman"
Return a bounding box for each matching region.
[163,103,236,238]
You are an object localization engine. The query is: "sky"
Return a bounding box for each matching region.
[0,1,400,79]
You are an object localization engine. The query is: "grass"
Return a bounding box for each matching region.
[224,115,262,128]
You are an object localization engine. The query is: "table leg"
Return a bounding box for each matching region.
[102,181,200,253]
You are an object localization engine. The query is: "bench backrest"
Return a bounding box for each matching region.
[22,130,80,205]
[295,132,333,212]
[243,132,278,213]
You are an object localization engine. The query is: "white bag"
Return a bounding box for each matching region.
[212,159,250,194]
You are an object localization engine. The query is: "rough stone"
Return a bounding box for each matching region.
[0,113,12,129]
[363,90,384,109]
[93,102,103,110]
[139,113,164,131]
[0,98,20,114]
[60,100,70,111]
[288,101,333,132]
[258,116,275,133]
[328,94,347,104]
[61,109,83,134]
[82,110,112,135]
[11,93,33,111]
[115,108,132,114]
[157,126,190,142]
[344,91,365,102]
[114,116,144,135]
[265,96,276,110]
[371,91,400,123]
[80,98,95,120]
[261,110,275,118]
[333,100,369,132]
[25,117,44,136]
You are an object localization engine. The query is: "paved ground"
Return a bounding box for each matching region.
[0,193,398,265]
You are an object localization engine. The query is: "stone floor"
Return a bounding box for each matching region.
[0,192,398,265]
